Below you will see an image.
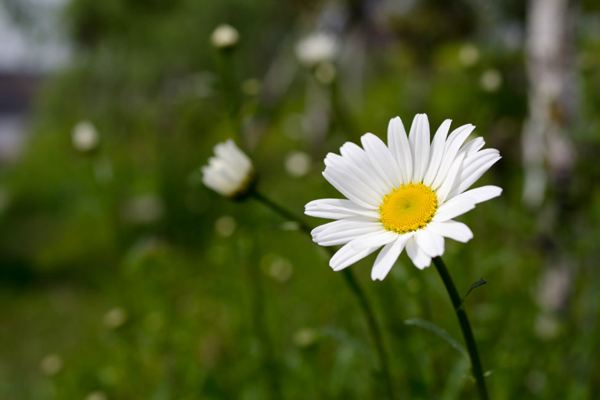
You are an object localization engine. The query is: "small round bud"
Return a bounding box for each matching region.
[285,151,311,177]
[295,32,338,67]
[211,24,239,49]
[458,44,480,67]
[480,69,502,92]
[72,121,99,153]
[40,353,63,376]
[103,307,128,329]
[215,215,237,237]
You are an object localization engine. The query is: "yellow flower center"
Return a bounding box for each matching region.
[379,183,438,233]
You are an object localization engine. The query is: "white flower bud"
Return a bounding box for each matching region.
[72,121,99,152]
[480,69,502,92]
[210,24,239,49]
[295,32,338,67]
[103,307,128,329]
[202,140,254,198]
[40,353,63,376]
[458,44,480,66]
[285,151,311,177]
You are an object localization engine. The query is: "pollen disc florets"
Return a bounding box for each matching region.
[380,183,438,233]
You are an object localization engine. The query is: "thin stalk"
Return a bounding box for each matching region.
[215,50,244,144]
[251,190,395,400]
[339,267,395,400]
[432,257,489,400]
[244,234,283,399]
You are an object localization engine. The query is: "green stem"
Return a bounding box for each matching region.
[252,191,313,235]
[215,50,244,143]
[252,190,395,400]
[339,268,395,400]
[432,257,488,400]
[244,235,283,399]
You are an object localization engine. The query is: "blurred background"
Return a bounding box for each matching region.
[1,0,599,398]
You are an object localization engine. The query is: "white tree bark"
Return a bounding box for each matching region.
[523,0,577,207]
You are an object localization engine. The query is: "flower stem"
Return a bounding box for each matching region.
[243,234,283,399]
[339,267,395,400]
[251,190,395,400]
[432,257,489,400]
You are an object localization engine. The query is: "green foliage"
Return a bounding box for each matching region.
[1,0,600,399]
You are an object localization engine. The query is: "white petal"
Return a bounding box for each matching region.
[461,137,485,155]
[371,235,411,281]
[405,237,432,269]
[202,167,237,195]
[311,219,382,246]
[423,119,451,186]
[431,124,475,189]
[433,195,476,222]
[415,229,445,258]
[323,169,379,209]
[220,140,252,172]
[387,117,413,183]
[455,155,501,195]
[339,143,389,195]
[409,114,431,182]
[325,152,386,198]
[350,230,398,251]
[459,185,502,204]
[435,152,465,203]
[305,198,380,220]
[209,158,243,183]
[427,221,473,243]
[330,242,379,271]
[201,139,252,196]
[361,133,402,187]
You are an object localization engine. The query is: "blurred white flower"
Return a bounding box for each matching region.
[40,353,63,376]
[122,194,164,224]
[480,69,502,92]
[285,151,311,177]
[215,215,237,237]
[103,307,128,329]
[202,140,254,198]
[293,327,318,348]
[85,391,108,400]
[261,254,294,283]
[296,32,339,67]
[72,121,99,152]
[210,24,239,49]
[306,114,502,280]
[458,44,480,67]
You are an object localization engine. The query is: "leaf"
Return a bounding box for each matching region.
[458,278,488,310]
[404,318,467,357]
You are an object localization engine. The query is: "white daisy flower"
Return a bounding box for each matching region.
[202,140,254,198]
[305,114,502,280]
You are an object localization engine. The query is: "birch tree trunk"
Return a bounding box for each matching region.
[525,0,579,330]
[523,0,577,207]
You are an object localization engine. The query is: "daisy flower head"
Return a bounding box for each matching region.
[305,114,502,280]
[202,139,255,199]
